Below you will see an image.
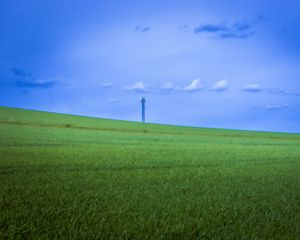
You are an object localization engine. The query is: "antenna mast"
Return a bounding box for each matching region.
[141,97,146,123]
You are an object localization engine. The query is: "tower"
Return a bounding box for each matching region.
[141,97,146,123]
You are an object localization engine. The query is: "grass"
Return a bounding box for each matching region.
[0,106,299,239]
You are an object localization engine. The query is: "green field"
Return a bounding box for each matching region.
[0,106,299,239]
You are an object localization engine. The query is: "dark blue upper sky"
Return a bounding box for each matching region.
[1,0,300,132]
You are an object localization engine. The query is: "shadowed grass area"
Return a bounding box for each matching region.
[0,106,299,239]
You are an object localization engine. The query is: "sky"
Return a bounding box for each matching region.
[0,0,300,133]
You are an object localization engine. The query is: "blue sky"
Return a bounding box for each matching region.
[0,0,300,133]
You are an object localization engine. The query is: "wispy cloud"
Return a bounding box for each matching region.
[125,81,150,93]
[265,103,290,110]
[135,26,150,33]
[160,82,178,92]
[106,98,119,103]
[12,67,32,77]
[195,23,227,33]
[183,79,203,92]
[178,24,189,31]
[102,82,113,88]
[194,21,254,39]
[242,83,262,92]
[16,79,57,88]
[12,67,58,89]
[254,14,269,24]
[211,79,229,91]
[267,87,292,95]
[242,84,294,95]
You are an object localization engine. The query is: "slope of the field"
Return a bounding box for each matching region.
[0,106,299,239]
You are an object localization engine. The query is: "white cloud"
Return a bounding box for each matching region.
[211,79,228,91]
[242,83,261,92]
[102,82,113,88]
[125,81,149,93]
[183,79,203,92]
[106,98,119,103]
[265,103,289,110]
[268,87,293,95]
[161,82,178,91]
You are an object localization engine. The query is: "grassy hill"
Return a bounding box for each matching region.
[0,106,299,239]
